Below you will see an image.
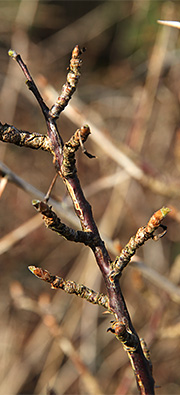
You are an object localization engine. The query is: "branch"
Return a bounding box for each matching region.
[0,122,51,151]
[8,48,64,162]
[49,45,85,119]
[28,265,109,309]
[61,125,91,177]
[8,46,87,179]
[111,207,170,279]
[32,200,99,246]
[7,47,171,394]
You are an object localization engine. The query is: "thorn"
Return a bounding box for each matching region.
[78,129,96,159]
[84,150,96,159]
[152,224,167,241]
[44,173,58,202]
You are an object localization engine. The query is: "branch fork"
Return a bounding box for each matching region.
[107,318,139,353]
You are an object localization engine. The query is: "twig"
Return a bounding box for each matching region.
[44,173,58,202]
[32,200,98,246]
[8,48,64,161]
[112,207,170,279]
[61,125,91,177]
[78,129,96,158]
[49,45,85,119]
[28,265,109,310]
[0,122,51,151]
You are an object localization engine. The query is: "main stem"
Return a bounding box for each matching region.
[61,170,154,394]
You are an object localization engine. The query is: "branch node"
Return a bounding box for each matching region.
[107,318,139,353]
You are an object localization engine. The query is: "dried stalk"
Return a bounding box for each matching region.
[1,45,171,395]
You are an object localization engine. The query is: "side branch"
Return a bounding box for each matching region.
[112,207,170,279]
[28,265,109,309]
[32,200,98,246]
[8,49,64,159]
[61,125,91,177]
[0,122,51,151]
[50,45,85,119]
[8,50,49,117]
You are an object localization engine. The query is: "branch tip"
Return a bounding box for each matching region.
[147,206,170,232]
[160,206,171,217]
[28,265,51,282]
[28,265,41,278]
[8,49,18,59]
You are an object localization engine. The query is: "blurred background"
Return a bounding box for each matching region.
[0,1,180,394]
